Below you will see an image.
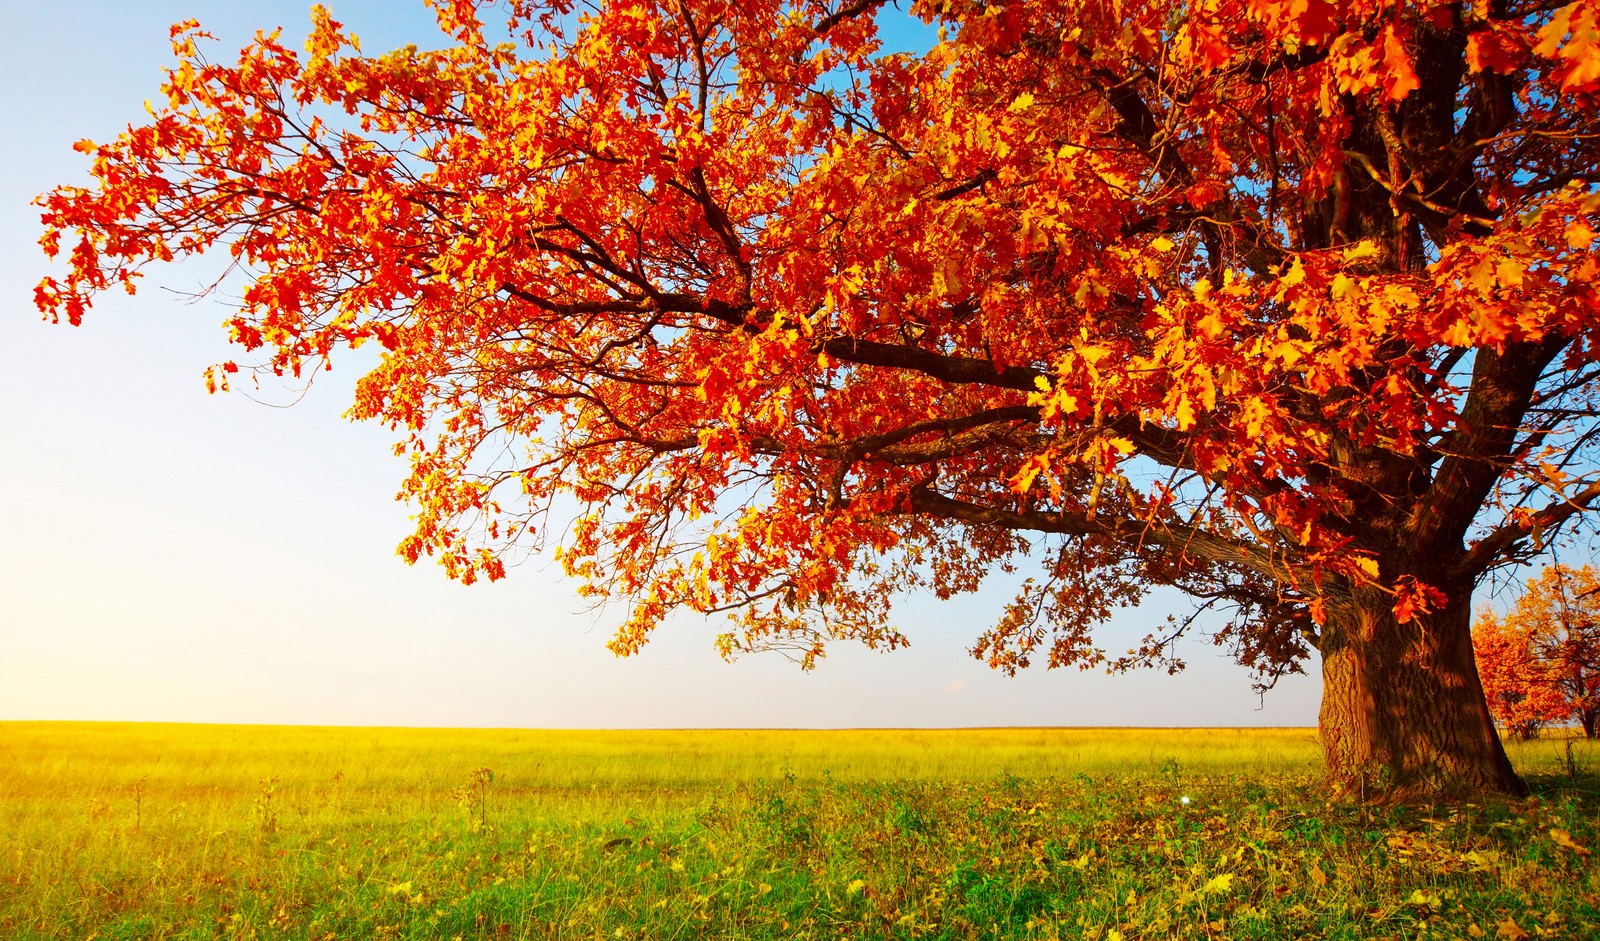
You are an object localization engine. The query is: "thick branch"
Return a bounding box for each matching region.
[905,486,1300,586]
[1458,480,1600,577]
[817,335,1044,391]
[1416,336,1569,562]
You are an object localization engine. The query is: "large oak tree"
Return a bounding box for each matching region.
[36,0,1600,796]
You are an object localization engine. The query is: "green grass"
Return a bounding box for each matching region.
[1,723,1596,939]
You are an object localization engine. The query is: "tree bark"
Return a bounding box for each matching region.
[1319,583,1527,797]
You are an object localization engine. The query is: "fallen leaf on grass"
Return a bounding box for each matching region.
[1549,829,1590,856]
[1202,872,1234,894]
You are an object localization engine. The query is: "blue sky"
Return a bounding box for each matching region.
[0,0,1321,729]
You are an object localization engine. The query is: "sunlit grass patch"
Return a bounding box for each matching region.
[1,723,1595,939]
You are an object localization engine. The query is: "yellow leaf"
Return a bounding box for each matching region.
[1270,339,1304,368]
[1308,864,1327,887]
[1549,828,1590,855]
[1202,872,1234,894]
[1496,917,1529,940]
[847,878,866,895]
[1469,256,1497,294]
[1533,5,1574,59]
[1078,343,1111,365]
[1343,240,1380,262]
[1174,397,1196,430]
[1011,453,1051,494]
[1151,236,1176,253]
[1008,92,1035,113]
[1353,557,1379,580]
[937,257,963,296]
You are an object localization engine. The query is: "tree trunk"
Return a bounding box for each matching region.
[1318,583,1527,797]
[1582,709,1597,740]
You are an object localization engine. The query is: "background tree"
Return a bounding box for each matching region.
[1473,606,1570,740]
[1478,564,1600,738]
[35,0,1600,796]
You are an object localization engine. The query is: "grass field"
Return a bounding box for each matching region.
[1,723,1596,940]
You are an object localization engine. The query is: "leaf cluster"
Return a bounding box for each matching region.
[35,0,1600,676]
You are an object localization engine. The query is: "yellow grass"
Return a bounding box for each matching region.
[2,721,1325,790]
[2,722,1593,940]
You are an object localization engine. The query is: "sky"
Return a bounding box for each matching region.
[0,0,1323,730]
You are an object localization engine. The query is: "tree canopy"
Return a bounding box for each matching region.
[36,0,1600,795]
[1474,597,1574,740]
[1475,564,1600,738]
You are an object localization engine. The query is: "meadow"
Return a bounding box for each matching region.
[0,723,1595,940]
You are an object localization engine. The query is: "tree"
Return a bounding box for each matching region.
[34,0,1600,796]
[1476,565,1600,738]
[1473,605,1570,740]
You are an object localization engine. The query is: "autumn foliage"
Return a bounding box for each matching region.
[35,0,1600,795]
[1475,565,1600,739]
[1473,609,1571,740]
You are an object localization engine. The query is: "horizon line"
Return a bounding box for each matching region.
[1,719,1320,731]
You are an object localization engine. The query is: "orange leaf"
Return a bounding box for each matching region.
[1382,26,1420,101]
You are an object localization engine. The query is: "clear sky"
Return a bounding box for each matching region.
[0,0,1322,729]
